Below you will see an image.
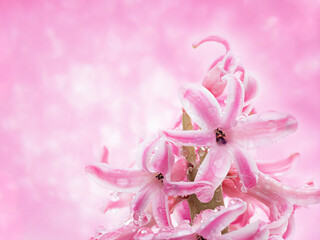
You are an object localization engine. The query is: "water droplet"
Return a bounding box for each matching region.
[198,147,207,157]
[133,212,144,226]
[213,205,225,212]
[110,192,120,201]
[182,148,189,158]
[240,185,247,193]
[228,198,242,206]
[137,228,148,235]
[214,192,222,202]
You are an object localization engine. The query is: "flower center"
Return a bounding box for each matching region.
[155,173,164,183]
[196,235,207,240]
[214,128,227,145]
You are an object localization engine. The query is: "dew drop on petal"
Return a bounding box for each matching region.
[133,212,144,226]
[198,147,207,157]
[110,192,120,201]
[228,198,242,206]
[136,228,148,236]
[182,148,189,158]
[240,185,247,193]
[213,205,225,212]
[214,192,223,203]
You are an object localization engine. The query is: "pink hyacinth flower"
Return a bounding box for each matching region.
[193,36,258,111]
[86,138,214,228]
[137,200,269,240]
[223,171,320,238]
[93,218,155,240]
[163,76,298,194]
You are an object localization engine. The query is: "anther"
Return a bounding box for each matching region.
[155,173,164,183]
[196,235,207,240]
[214,128,227,145]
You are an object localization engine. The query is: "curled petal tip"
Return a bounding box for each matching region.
[192,36,230,52]
[85,165,98,175]
[286,115,298,132]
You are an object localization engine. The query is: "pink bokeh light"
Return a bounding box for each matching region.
[1,0,320,239]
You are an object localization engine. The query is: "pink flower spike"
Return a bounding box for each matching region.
[178,85,222,130]
[192,35,230,53]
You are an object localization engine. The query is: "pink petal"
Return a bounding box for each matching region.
[155,221,196,240]
[163,180,214,203]
[85,164,153,192]
[267,203,293,236]
[137,136,160,172]
[130,181,158,221]
[268,236,284,240]
[232,111,298,148]
[195,147,232,198]
[150,139,174,175]
[197,201,247,238]
[133,228,155,240]
[102,193,133,213]
[179,85,222,130]
[208,54,224,72]
[257,153,299,175]
[192,35,230,53]
[217,220,269,240]
[282,215,295,239]
[98,222,139,240]
[231,147,258,189]
[172,200,191,223]
[152,191,172,228]
[162,129,215,146]
[202,65,226,97]
[243,73,258,104]
[221,75,244,129]
[256,173,320,206]
[170,157,188,182]
[231,202,255,228]
[100,146,109,163]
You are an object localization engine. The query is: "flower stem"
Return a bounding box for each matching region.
[182,111,227,233]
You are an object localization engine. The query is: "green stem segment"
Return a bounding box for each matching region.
[182,111,228,233]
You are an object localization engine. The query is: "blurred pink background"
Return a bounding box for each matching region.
[1,0,320,239]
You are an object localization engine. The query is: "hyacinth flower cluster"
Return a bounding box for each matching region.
[86,36,320,240]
